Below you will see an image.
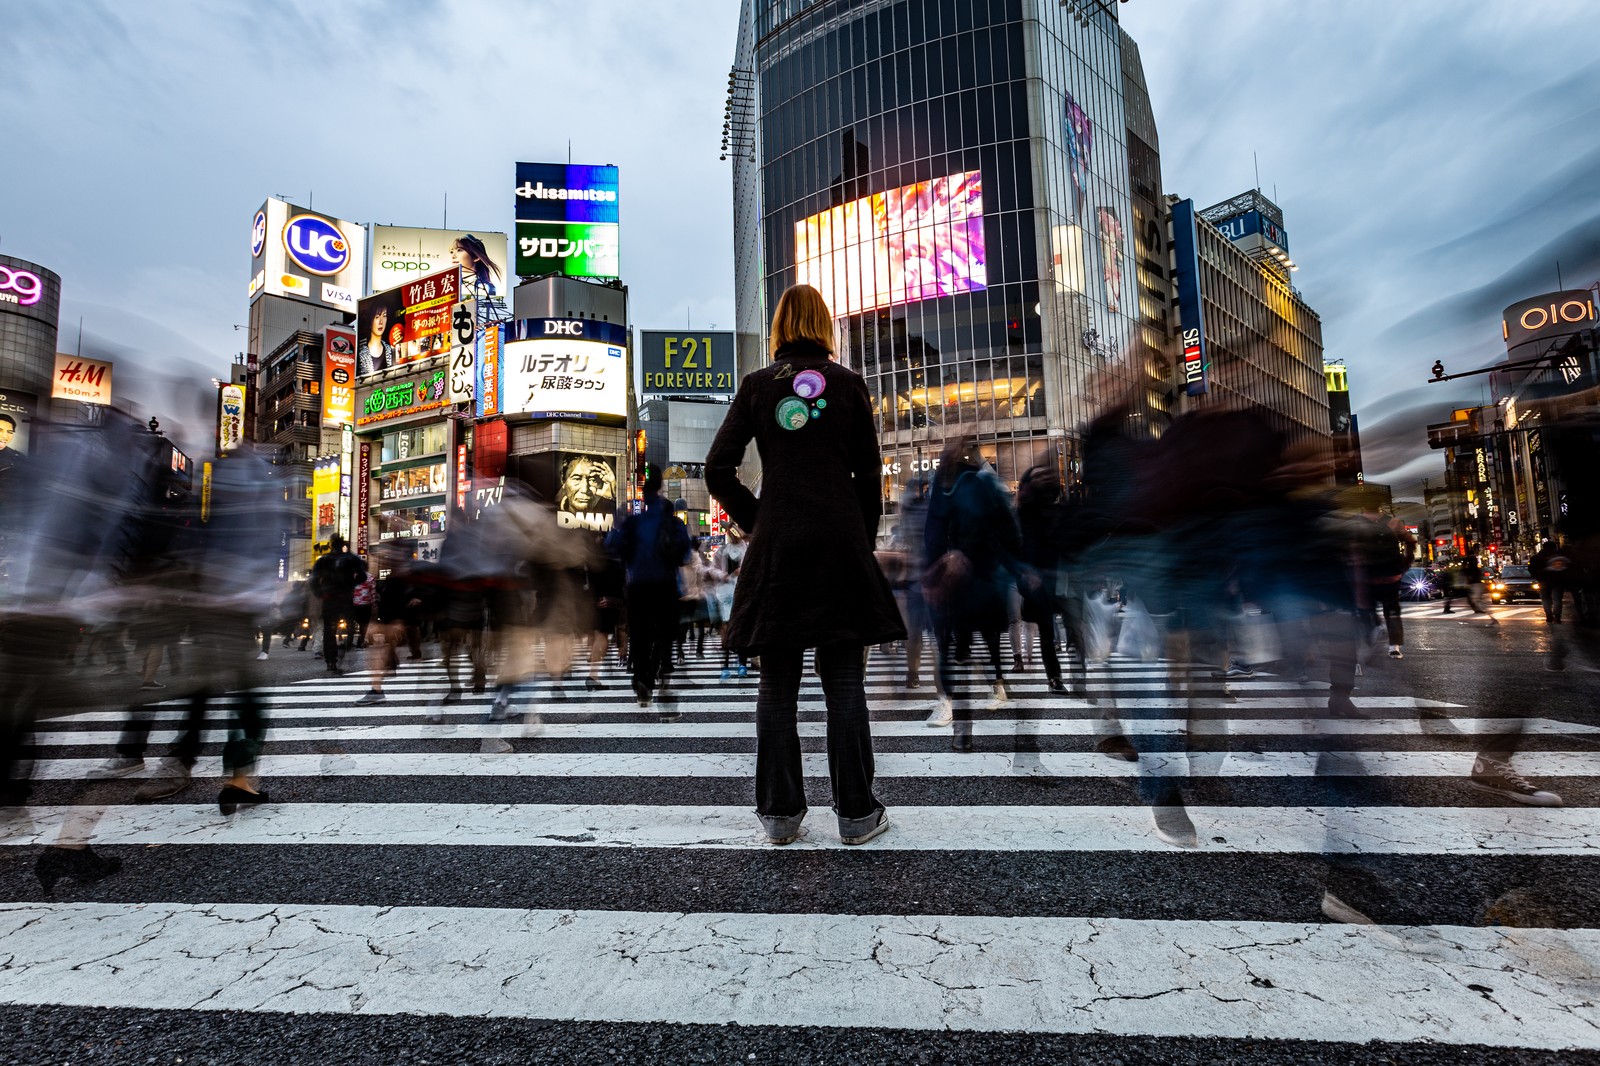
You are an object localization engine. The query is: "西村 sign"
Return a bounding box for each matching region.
[637,330,737,397]
[355,365,449,428]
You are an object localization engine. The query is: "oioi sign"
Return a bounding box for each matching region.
[1503,290,1598,354]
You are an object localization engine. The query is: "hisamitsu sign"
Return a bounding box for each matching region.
[637,330,737,397]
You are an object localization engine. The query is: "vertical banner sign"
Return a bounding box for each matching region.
[339,424,355,542]
[201,462,213,522]
[450,298,477,404]
[356,442,372,554]
[477,322,502,417]
[323,325,358,426]
[218,383,247,454]
[456,442,470,512]
[1170,199,1210,397]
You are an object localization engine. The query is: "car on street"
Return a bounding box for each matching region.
[1489,564,1539,603]
[1401,566,1443,600]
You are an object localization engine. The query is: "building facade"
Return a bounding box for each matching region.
[733,0,1169,516]
[1177,190,1329,448]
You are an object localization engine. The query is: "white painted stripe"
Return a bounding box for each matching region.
[6,802,1597,854]
[24,750,1600,782]
[50,715,1582,742]
[0,901,1592,1047]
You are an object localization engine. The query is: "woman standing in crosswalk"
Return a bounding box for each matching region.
[705,284,905,846]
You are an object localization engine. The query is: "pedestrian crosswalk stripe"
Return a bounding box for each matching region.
[0,901,1593,1048]
[7,802,1597,854]
[23,749,1600,782]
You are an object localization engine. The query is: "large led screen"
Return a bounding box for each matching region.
[794,171,987,318]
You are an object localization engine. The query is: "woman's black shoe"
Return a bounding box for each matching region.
[36,846,122,894]
[951,733,974,753]
[585,678,605,691]
[218,785,269,815]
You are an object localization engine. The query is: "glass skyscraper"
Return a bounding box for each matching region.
[732,0,1170,516]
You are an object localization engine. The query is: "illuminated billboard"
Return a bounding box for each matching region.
[513,162,620,279]
[323,325,357,426]
[355,268,461,378]
[501,319,627,420]
[794,171,987,317]
[369,227,510,304]
[248,198,366,312]
[1503,290,1597,355]
[218,383,247,454]
[52,353,112,405]
[637,330,737,397]
[1170,199,1210,397]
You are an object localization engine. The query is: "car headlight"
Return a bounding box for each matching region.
[1492,582,1505,590]
[1532,582,1541,590]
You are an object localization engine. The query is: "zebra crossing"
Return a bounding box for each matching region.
[2,645,1597,1057]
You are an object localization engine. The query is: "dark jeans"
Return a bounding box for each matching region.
[627,581,680,697]
[756,643,883,833]
[322,597,355,667]
[1372,582,1403,645]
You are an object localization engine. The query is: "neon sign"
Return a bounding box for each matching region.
[0,265,43,307]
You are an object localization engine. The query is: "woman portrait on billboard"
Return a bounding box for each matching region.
[358,303,397,377]
[452,234,510,325]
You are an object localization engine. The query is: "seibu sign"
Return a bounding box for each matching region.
[1503,290,1597,353]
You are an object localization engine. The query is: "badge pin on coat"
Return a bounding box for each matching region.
[775,370,828,430]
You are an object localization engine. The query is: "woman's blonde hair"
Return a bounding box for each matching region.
[769,284,835,356]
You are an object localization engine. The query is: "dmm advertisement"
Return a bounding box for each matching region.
[500,319,627,420]
[515,451,621,534]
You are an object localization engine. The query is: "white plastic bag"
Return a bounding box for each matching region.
[1115,597,1161,662]
[1234,605,1282,667]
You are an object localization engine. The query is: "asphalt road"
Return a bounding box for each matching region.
[2,605,1598,1064]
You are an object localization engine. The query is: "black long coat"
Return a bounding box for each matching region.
[705,341,906,653]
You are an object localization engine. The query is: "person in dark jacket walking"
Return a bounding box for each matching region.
[705,283,904,846]
[607,466,692,717]
[309,535,368,673]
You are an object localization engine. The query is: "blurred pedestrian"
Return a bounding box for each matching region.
[706,283,903,845]
[309,535,368,673]
[607,466,691,716]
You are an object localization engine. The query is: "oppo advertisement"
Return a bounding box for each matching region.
[794,171,987,317]
[513,162,620,279]
[355,268,461,378]
[248,198,366,312]
[500,318,627,420]
[369,226,509,301]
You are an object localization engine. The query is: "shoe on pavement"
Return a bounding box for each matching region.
[134,763,192,801]
[1047,677,1068,694]
[480,738,514,755]
[486,694,513,721]
[1468,756,1563,806]
[840,810,891,846]
[1151,802,1198,848]
[1388,645,1404,659]
[951,732,974,753]
[925,697,954,727]
[89,756,145,780]
[440,689,462,705]
[138,680,165,691]
[354,690,386,706]
[1097,735,1138,762]
[1320,891,1406,947]
[256,652,270,661]
[522,712,545,737]
[658,707,684,724]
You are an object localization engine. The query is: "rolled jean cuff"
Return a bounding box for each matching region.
[836,804,886,839]
[759,809,807,839]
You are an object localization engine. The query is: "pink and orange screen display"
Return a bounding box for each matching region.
[794,171,987,317]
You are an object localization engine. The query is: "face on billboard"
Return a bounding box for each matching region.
[249,198,365,311]
[794,171,987,318]
[501,319,627,419]
[370,227,510,297]
[0,389,37,456]
[556,454,618,516]
[356,269,460,379]
[1096,207,1125,314]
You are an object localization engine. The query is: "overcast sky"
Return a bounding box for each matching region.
[4,1,1597,494]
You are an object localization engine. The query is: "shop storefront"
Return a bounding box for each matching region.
[354,363,452,561]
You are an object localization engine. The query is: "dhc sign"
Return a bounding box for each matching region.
[283,214,351,276]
